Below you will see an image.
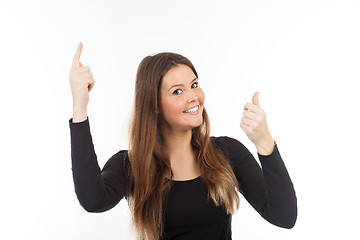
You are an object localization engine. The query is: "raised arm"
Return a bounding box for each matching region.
[224,92,296,228]
[68,43,127,212]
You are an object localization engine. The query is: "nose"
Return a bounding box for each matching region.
[187,90,198,103]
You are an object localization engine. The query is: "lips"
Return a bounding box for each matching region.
[183,105,199,113]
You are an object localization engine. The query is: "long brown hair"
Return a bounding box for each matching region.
[128,52,240,240]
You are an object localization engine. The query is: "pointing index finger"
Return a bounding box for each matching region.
[72,42,82,69]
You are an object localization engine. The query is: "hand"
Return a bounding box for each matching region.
[69,42,95,110]
[240,92,274,155]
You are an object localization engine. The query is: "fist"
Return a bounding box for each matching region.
[69,42,95,109]
[240,92,274,154]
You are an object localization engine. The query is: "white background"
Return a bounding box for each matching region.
[1,0,359,239]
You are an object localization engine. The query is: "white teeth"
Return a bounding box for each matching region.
[184,105,199,113]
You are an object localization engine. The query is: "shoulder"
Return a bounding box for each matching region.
[112,150,129,161]
[103,150,130,171]
[210,136,251,155]
[210,136,253,167]
[211,136,242,146]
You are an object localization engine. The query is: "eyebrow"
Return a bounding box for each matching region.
[168,77,198,91]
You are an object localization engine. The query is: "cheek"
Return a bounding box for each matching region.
[161,98,186,115]
[198,88,205,105]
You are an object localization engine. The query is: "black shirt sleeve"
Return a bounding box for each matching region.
[69,117,128,213]
[212,136,297,229]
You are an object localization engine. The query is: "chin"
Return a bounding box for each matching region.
[191,117,203,129]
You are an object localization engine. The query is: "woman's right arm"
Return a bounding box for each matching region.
[68,43,127,212]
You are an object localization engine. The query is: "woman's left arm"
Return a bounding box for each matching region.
[238,92,297,228]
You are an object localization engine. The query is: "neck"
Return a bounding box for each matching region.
[160,125,200,180]
[161,127,193,157]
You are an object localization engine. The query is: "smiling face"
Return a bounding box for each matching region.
[158,64,205,133]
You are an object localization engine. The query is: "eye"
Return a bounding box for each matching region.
[173,89,183,95]
[191,82,199,88]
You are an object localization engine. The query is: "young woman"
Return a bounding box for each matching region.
[69,42,297,240]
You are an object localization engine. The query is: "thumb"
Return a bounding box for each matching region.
[252,92,260,107]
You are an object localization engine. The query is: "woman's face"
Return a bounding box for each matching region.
[159,64,205,133]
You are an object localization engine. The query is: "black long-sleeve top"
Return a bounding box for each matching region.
[69,117,297,239]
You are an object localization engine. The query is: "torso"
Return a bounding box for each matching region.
[162,176,232,240]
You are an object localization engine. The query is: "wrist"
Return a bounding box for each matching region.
[255,136,275,156]
[72,108,87,123]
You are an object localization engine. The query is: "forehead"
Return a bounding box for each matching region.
[161,64,196,87]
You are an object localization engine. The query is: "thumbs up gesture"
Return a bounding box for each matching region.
[240,92,275,155]
[69,42,95,111]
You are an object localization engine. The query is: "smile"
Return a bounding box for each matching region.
[183,105,199,113]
